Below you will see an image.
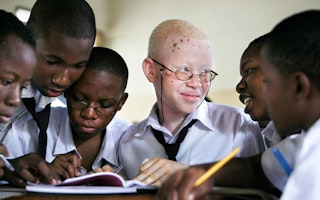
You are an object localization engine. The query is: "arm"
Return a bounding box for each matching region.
[3,153,60,187]
[157,154,276,200]
[134,157,189,186]
[50,152,81,179]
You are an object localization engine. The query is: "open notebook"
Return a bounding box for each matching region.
[26,172,157,194]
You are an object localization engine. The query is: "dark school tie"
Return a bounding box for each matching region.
[151,119,197,161]
[22,98,51,158]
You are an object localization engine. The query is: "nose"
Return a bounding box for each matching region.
[52,68,71,88]
[80,105,99,119]
[5,85,21,109]
[236,78,246,94]
[186,74,202,88]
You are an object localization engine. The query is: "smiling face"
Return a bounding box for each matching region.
[0,36,36,123]
[236,44,270,127]
[32,30,94,97]
[148,36,212,117]
[67,68,127,140]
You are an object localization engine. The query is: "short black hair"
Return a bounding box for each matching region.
[27,0,96,40]
[264,10,320,90]
[86,47,129,92]
[0,9,35,49]
[247,33,269,51]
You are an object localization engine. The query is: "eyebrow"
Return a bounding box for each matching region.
[45,55,88,66]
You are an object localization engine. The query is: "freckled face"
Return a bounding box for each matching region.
[236,45,269,123]
[153,36,213,115]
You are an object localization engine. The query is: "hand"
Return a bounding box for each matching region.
[92,165,115,173]
[156,166,213,200]
[90,164,127,180]
[134,157,189,186]
[51,152,81,179]
[0,143,9,178]
[3,153,60,187]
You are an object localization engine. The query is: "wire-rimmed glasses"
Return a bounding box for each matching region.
[151,58,218,82]
[66,93,118,117]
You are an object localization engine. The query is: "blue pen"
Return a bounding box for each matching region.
[272,148,292,176]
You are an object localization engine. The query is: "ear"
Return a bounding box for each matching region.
[116,92,128,111]
[294,71,310,100]
[142,57,157,83]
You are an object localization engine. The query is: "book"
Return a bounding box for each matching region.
[26,172,157,194]
[56,171,146,187]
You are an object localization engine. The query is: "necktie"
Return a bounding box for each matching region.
[22,98,51,158]
[151,119,197,161]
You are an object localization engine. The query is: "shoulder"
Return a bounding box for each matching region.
[108,117,131,131]
[206,102,253,123]
[119,118,149,142]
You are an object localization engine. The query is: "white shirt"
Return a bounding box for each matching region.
[261,133,303,191]
[0,83,64,142]
[261,121,282,149]
[280,118,320,200]
[3,107,131,171]
[118,101,265,179]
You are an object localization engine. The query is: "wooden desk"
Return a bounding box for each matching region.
[1,186,277,200]
[5,193,155,200]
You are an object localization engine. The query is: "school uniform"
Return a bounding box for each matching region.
[118,101,265,179]
[280,118,320,200]
[261,121,282,149]
[261,133,303,191]
[3,107,130,171]
[0,84,64,142]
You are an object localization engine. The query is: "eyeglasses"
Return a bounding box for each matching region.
[151,58,218,82]
[66,94,118,117]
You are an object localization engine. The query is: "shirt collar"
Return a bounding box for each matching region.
[138,101,214,137]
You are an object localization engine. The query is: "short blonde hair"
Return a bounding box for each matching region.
[148,19,208,58]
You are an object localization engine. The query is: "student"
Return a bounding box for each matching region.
[116,19,264,185]
[5,47,130,179]
[236,34,281,149]
[0,9,59,187]
[156,10,320,200]
[0,0,96,159]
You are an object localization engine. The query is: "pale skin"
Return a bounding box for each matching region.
[133,36,212,186]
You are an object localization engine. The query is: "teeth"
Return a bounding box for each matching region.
[243,97,251,105]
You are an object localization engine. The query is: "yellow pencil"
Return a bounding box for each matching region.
[193,147,240,187]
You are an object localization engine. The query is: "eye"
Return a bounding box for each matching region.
[0,78,12,86]
[245,67,256,75]
[46,58,59,65]
[75,63,87,69]
[181,67,191,72]
[100,101,117,109]
[202,69,211,74]
[68,92,86,102]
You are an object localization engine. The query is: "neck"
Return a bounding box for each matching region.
[157,108,187,135]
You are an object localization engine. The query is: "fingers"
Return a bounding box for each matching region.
[135,157,189,186]
[2,168,28,187]
[0,143,9,157]
[134,158,170,185]
[35,158,60,184]
[7,153,61,187]
[156,167,211,200]
[51,153,81,179]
